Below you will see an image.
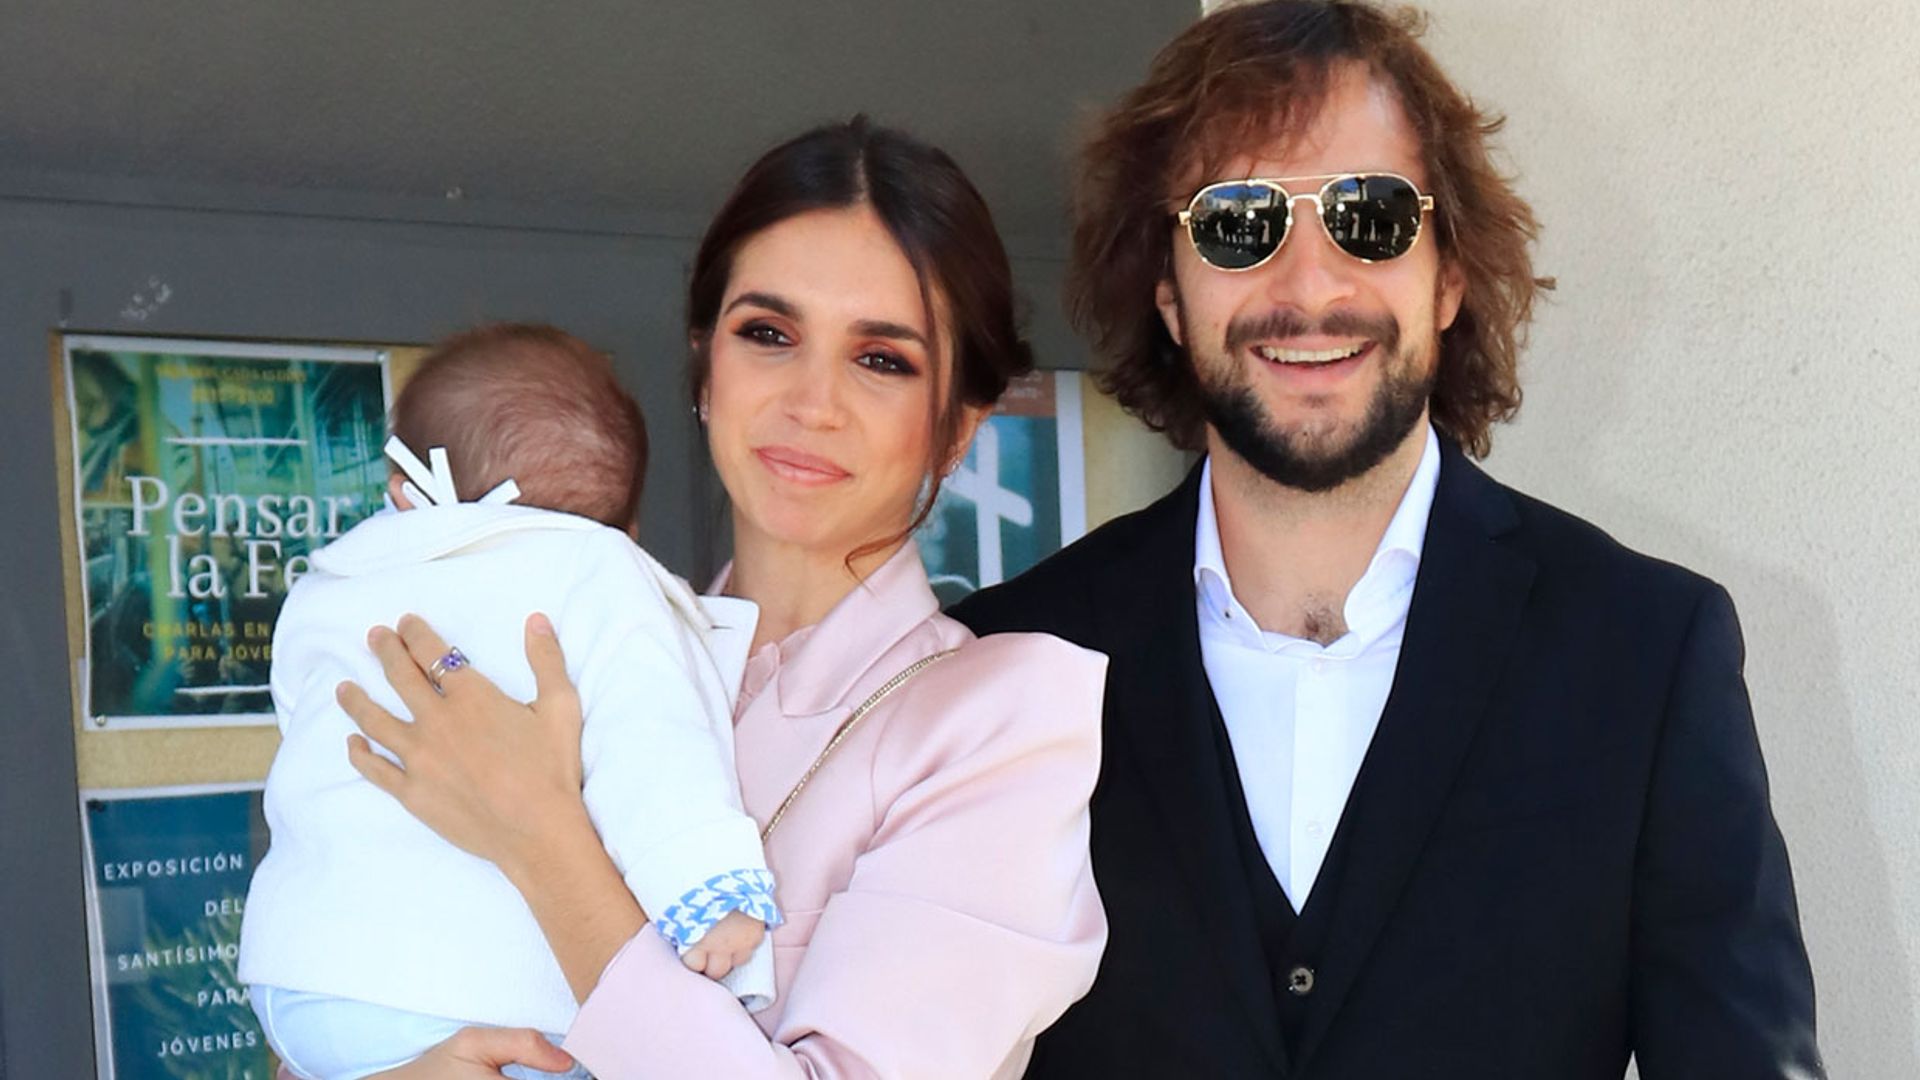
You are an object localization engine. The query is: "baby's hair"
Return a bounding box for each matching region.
[389,323,647,529]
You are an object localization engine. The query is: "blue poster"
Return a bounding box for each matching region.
[84,786,273,1079]
[919,371,1086,606]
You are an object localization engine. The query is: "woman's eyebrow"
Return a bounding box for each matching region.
[724,291,798,318]
[853,319,927,347]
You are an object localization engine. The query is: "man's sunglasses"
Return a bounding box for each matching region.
[1174,173,1435,271]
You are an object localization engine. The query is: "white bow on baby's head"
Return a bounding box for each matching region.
[383,435,520,508]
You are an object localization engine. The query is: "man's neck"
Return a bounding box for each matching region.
[1208,420,1429,645]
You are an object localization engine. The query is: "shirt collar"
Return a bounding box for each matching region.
[1192,461,1241,629]
[710,540,940,719]
[311,502,602,577]
[1367,423,1442,579]
[1193,424,1442,646]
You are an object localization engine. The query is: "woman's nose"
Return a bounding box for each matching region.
[781,348,850,429]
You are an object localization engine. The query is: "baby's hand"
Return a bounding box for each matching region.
[682,910,765,980]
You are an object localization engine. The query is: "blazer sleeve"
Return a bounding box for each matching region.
[564,633,1109,1080]
[1630,583,1825,1078]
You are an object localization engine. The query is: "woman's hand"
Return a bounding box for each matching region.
[341,611,651,1000]
[359,1026,581,1078]
[340,612,589,879]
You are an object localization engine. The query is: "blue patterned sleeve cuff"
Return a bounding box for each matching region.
[652,868,783,949]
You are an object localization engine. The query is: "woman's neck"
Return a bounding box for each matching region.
[725,522,905,652]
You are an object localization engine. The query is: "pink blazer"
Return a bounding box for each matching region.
[564,543,1108,1079]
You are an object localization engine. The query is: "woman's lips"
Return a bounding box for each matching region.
[754,445,852,486]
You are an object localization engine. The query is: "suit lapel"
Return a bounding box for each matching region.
[1291,446,1536,1070]
[1102,467,1289,1074]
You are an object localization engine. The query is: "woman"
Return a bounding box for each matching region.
[335,118,1108,1078]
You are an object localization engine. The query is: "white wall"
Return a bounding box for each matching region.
[1414,2,1919,1074]
[1180,1,1920,1073]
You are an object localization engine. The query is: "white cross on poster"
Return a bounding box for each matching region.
[918,371,1086,606]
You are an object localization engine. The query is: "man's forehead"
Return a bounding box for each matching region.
[1173,70,1427,193]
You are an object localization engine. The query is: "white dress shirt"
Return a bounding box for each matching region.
[1194,426,1441,910]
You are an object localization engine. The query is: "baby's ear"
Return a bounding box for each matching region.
[386,472,416,510]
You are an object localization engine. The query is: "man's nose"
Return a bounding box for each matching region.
[1259,197,1360,315]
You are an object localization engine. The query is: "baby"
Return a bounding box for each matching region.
[239,324,777,1080]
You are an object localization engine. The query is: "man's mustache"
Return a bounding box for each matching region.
[1224,309,1401,354]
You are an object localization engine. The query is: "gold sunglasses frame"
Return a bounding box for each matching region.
[1173,172,1436,271]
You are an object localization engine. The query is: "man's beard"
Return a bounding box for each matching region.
[1192,306,1435,494]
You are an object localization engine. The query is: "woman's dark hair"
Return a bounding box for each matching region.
[687,116,1034,561]
[1072,0,1552,457]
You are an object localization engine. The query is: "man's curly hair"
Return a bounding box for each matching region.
[1071,0,1551,457]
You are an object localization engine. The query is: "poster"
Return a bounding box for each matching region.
[919,370,1086,605]
[63,336,390,730]
[81,785,273,1080]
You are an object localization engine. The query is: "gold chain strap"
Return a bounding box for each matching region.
[759,648,958,843]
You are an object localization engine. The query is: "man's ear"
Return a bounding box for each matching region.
[1155,277,1185,346]
[1436,259,1466,332]
[386,472,415,510]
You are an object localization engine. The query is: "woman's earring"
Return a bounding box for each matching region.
[695,401,710,425]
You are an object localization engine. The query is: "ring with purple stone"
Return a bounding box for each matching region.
[426,646,470,694]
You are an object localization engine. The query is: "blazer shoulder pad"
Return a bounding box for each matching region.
[1501,483,1723,609]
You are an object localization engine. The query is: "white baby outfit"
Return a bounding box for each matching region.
[239,500,776,1078]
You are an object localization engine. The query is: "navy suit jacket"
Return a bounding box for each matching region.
[951,443,1822,1079]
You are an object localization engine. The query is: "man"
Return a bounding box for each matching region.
[950,2,1823,1077]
